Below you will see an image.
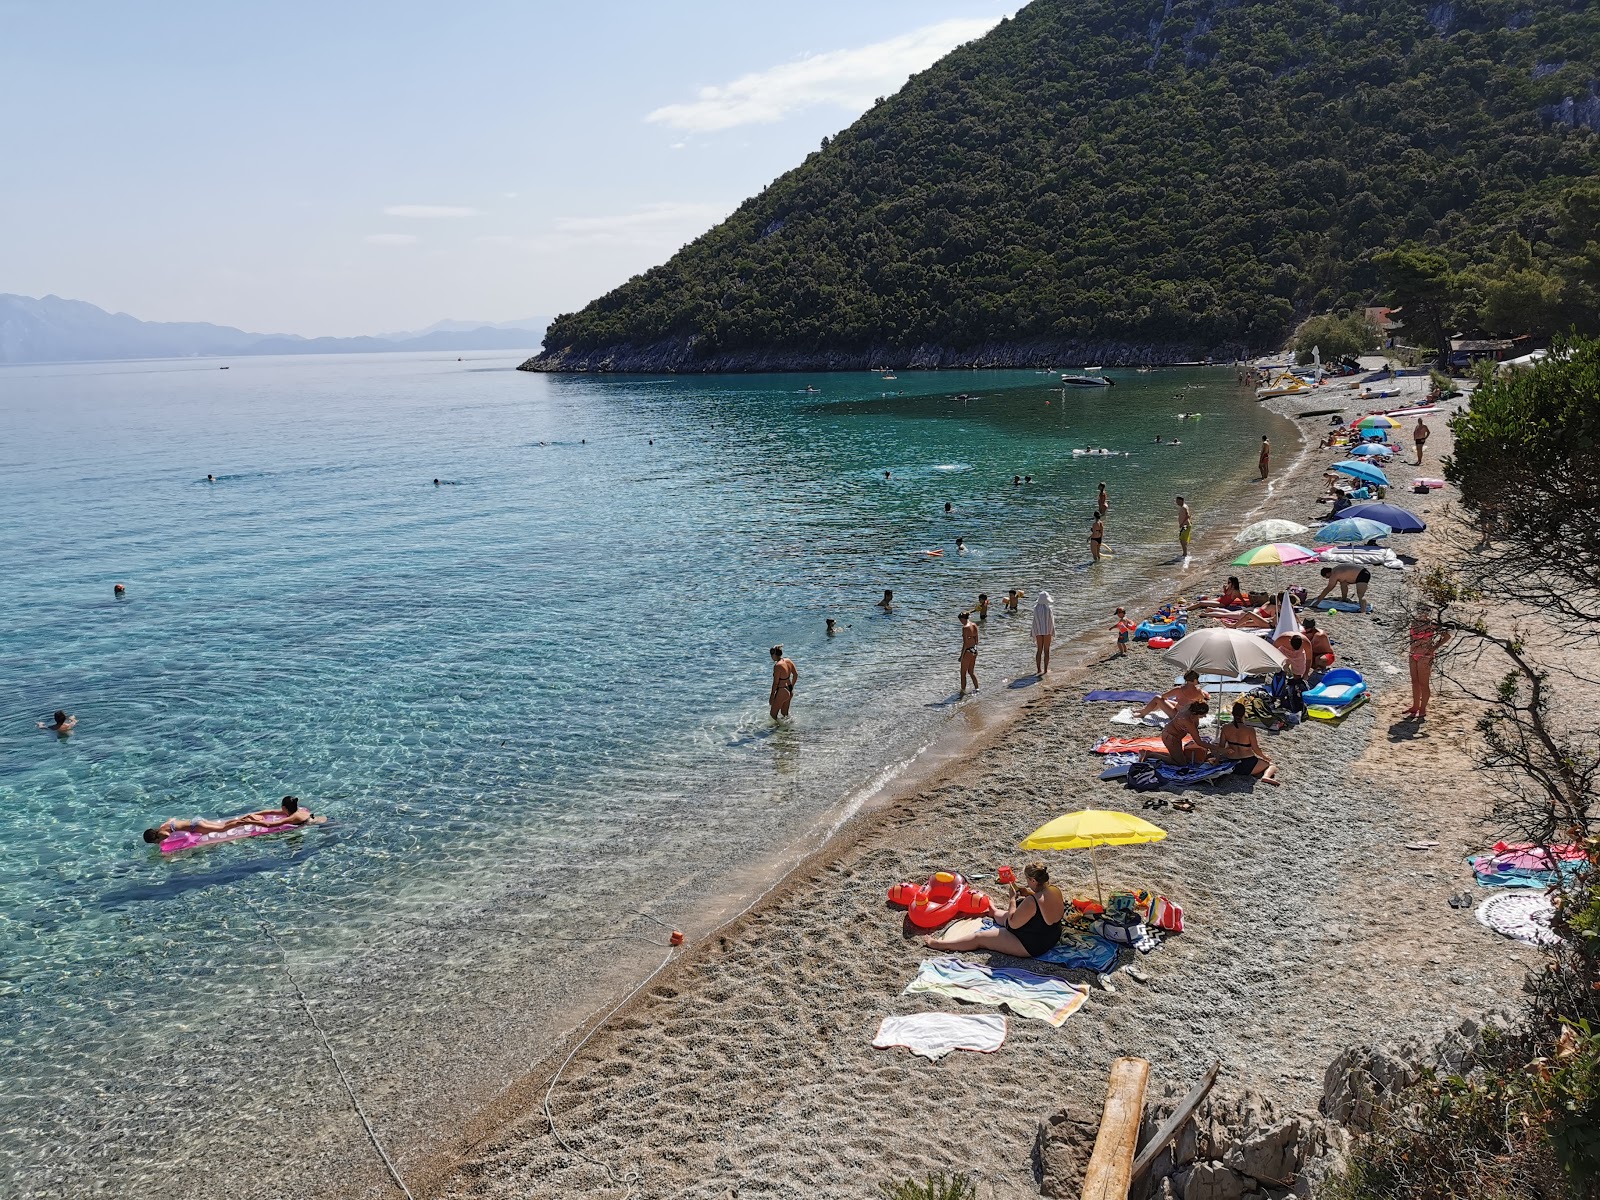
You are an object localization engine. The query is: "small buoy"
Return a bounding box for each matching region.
[669,930,684,946]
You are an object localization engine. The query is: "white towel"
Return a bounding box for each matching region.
[1476,891,1560,947]
[1031,591,1055,638]
[872,1012,1008,1060]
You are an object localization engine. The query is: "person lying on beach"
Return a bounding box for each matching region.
[1190,577,1246,610]
[1302,618,1334,669]
[1206,599,1278,629]
[141,797,323,844]
[1142,701,1210,765]
[1137,670,1208,719]
[38,710,76,734]
[1312,565,1371,612]
[919,862,1064,958]
[1212,703,1280,786]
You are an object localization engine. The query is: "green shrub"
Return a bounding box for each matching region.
[878,1172,978,1200]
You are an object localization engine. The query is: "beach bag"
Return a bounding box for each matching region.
[1124,762,1164,793]
[1149,896,1185,933]
[1269,671,1306,716]
[1093,912,1148,946]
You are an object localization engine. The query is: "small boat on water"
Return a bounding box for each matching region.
[1062,374,1113,388]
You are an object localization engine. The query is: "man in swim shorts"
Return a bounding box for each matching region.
[142,797,322,844]
[1312,564,1371,612]
[1413,417,1430,464]
[1259,435,1270,480]
[1176,496,1192,556]
[958,611,979,696]
[768,645,798,719]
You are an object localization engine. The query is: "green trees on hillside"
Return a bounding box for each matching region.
[531,0,1600,369]
[1292,313,1380,365]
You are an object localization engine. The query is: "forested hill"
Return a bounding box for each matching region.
[526,0,1600,373]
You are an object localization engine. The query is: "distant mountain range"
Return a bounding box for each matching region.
[0,294,548,364]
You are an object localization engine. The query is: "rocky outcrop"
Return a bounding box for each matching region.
[520,337,1249,374]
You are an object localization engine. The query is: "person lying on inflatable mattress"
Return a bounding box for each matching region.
[142,796,324,844]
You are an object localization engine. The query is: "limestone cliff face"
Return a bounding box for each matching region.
[520,338,1243,373]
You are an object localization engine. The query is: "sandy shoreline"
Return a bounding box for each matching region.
[388,367,1534,1200]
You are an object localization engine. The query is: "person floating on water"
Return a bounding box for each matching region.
[1259,435,1271,480]
[1176,496,1193,558]
[768,645,798,720]
[884,470,892,480]
[141,796,324,844]
[957,611,980,697]
[38,710,76,735]
[876,589,894,613]
[1024,474,1033,484]
[1089,512,1105,562]
[825,618,838,636]
[1012,475,1021,486]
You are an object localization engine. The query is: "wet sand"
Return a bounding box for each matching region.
[412,370,1533,1200]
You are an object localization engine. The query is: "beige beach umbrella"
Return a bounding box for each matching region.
[1234,519,1309,544]
[1161,629,1287,677]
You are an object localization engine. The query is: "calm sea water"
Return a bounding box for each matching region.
[0,352,1282,1194]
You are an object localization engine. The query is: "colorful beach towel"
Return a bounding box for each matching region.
[1135,761,1235,790]
[872,1012,1007,1060]
[1084,690,1159,704]
[905,957,1090,1027]
[1475,891,1560,947]
[1092,736,1171,755]
[1469,842,1590,889]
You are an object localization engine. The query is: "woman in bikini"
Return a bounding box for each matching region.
[1191,576,1245,610]
[919,862,1064,958]
[1405,611,1451,720]
[1209,598,1277,629]
[1088,513,1105,562]
[1213,702,1279,785]
[768,645,798,719]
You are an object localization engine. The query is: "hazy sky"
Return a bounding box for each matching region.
[1,1,1013,336]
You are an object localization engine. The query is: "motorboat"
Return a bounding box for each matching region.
[1062,374,1113,388]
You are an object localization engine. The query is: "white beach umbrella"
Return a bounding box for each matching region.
[1162,629,1287,678]
[1270,590,1303,643]
[1235,519,1310,544]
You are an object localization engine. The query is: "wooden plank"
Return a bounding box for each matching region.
[1129,1061,1221,1184]
[1081,1057,1151,1200]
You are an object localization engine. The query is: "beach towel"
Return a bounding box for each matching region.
[905,957,1090,1027]
[1092,736,1171,755]
[1475,892,1560,947]
[1469,843,1590,889]
[1084,690,1159,704]
[1310,599,1365,613]
[1037,934,1120,972]
[1138,761,1235,789]
[872,1012,1007,1061]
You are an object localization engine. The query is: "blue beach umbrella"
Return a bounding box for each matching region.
[1348,443,1390,457]
[1330,460,1389,487]
[1340,501,1426,532]
[1315,518,1392,544]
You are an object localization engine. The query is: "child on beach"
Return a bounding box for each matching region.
[1003,588,1025,614]
[1112,608,1135,656]
[975,593,989,619]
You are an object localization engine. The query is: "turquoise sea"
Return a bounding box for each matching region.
[0,352,1288,1196]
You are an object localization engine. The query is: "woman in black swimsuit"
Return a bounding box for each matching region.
[919,862,1065,958]
[1211,703,1279,786]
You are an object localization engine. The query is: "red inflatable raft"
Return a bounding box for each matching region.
[888,870,992,929]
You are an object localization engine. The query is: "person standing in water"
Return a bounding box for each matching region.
[1031,591,1055,676]
[1258,435,1271,480]
[1003,588,1025,613]
[1176,496,1193,557]
[1097,482,1109,516]
[1089,512,1106,561]
[768,646,798,719]
[974,593,990,620]
[958,612,980,696]
[876,589,894,612]
[38,710,76,735]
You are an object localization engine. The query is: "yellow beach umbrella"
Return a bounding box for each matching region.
[1020,809,1167,902]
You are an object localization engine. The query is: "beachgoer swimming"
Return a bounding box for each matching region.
[1176,496,1192,556]
[38,710,76,734]
[975,593,990,620]
[113,583,126,596]
[825,618,837,636]
[1154,434,1163,444]
[1002,588,1024,614]
[206,474,215,483]
[1213,702,1279,785]
[769,645,798,719]
[876,589,894,613]
[434,478,440,486]
[955,537,966,553]
[885,471,892,479]
[944,502,953,514]
[918,862,1063,957]
[1024,475,1032,484]
[1138,671,1208,719]
[1013,475,1021,486]
[1089,513,1105,562]
[1031,590,1055,676]
[1312,564,1371,612]
[958,611,979,696]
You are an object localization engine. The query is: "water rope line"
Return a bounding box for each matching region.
[244,897,416,1200]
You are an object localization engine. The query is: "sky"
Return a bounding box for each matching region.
[0,1,1015,336]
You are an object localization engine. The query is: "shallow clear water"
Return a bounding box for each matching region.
[0,353,1278,1192]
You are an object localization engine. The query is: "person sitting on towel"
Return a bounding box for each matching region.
[1190,576,1246,610]
[1302,618,1335,670]
[1136,670,1208,720]
[142,796,323,844]
[1142,701,1210,766]
[919,862,1064,958]
[1212,702,1280,786]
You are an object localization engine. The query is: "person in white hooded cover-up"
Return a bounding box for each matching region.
[1031,590,1056,676]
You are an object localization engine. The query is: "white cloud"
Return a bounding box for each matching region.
[382,205,480,218]
[645,16,1005,133]
[365,233,419,246]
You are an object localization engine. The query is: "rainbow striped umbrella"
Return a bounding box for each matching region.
[1231,542,1321,567]
[1356,414,1402,430]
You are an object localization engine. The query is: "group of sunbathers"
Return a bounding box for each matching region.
[142,796,323,844]
[1136,674,1280,785]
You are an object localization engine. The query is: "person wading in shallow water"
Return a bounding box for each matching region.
[957,611,980,697]
[768,645,798,720]
[1176,496,1193,558]
[1259,435,1271,480]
